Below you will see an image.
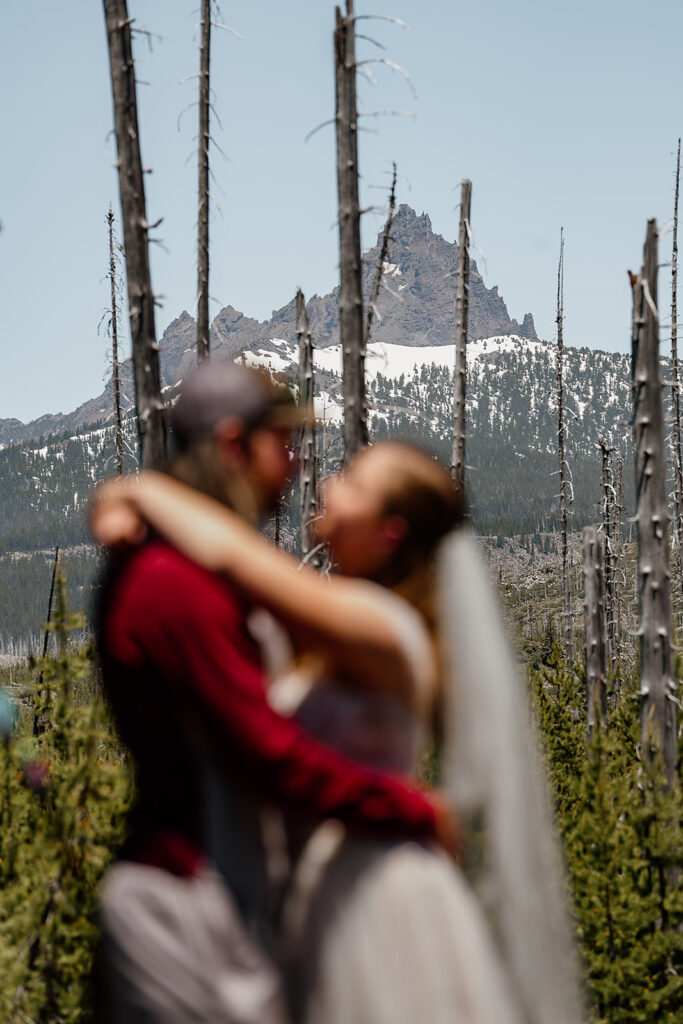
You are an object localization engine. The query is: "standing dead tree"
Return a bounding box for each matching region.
[33,547,60,737]
[613,453,625,666]
[334,0,367,462]
[583,526,607,738]
[103,0,166,468]
[192,3,240,358]
[107,206,125,476]
[670,139,683,601]
[297,289,322,567]
[196,0,211,361]
[556,229,574,664]
[452,179,472,492]
[597,439,616,669]
[365,162,397,349]
[630,219,677,788]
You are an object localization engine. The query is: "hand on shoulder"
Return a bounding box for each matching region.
[90,475,148,548]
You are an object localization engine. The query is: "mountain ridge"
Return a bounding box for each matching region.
[0,205,536,446]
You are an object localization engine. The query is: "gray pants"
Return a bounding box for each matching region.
[97,862,288,1024]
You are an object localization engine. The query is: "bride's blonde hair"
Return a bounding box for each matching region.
[369,442,464,745]
[371,442,464,595]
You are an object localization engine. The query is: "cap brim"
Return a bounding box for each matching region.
[263,405,315,429]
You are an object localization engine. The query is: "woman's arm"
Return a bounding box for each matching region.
[92,472,426,708]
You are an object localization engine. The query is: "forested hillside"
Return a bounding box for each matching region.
[0,333,638,648]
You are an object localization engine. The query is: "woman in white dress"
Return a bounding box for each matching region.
[92,441,543,1024]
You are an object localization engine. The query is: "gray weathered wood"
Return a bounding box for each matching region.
[452,179,472,491]
[583,526,607,738]
[631,219,677,787]
[107,205,124,476]
[297,289,321,567]
[613,453,625,667]
[556,229,574,664]
[274,500,281,548]
[33,546,60,737]
[334,0,367,462]
[196,0,211,361]
[597,439,616,669]
[103,0,166,468]
[365,162,397,351]
[671,140,683,600]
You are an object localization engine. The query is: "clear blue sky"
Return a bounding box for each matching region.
[1,0,682,422]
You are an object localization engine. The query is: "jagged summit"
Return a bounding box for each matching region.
[520,313,536,338]
[390,204,433,240]
[358,203,537,345]
[0,205,536,445]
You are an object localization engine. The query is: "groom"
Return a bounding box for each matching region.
[95,361,452,1024]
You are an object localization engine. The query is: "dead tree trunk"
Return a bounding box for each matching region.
[107,205,124,476]
[452,179,472,493]
[33,547,60,737]
[670,139,683,605]
[365,162,397,349]
[334,0,367,463]
[613,453,624,666]
[631,219,677,787]
[103,0,166,468]
[556,228,574,663]
[273,500,283,548]
[297,289,321,567]
[583,526,607,738]
[196,0,211,361]
[597,439,616,669]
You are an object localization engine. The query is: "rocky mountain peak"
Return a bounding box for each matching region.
[0,206,538,445]
[520,312,537,339]
[353,202,538,346]
[390,204,433,242]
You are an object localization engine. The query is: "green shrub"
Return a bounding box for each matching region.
[0,577,131,1023]
[531,656,683,1023]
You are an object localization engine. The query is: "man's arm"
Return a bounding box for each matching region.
[108,543,439,839]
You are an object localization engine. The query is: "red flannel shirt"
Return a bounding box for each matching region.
[99,541,436,876]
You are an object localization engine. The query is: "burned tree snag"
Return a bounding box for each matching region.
[297,289,321,567]
[103,0,166,468]
[556,229,574,664]
[33,546,60,737]
[583,526,607,738]
[335,0,367,462]
[197,0,211,361]
[631,219,677,787]
[107,205,124,476]
[671,140,683,599]
[597,438,616,669]
[274,503,281,548]
[365,162,397,350]
[452,179,472,492]
[613,453,625,666]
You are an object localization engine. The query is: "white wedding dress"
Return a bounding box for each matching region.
[255,583,523,1024]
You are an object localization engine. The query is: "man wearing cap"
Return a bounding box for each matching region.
[94,362,447,1024]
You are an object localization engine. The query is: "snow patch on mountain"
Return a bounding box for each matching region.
[245,333,552,384]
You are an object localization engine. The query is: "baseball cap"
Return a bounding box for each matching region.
[170,360,308,451]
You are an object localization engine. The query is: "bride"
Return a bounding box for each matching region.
[93,440,578,1024]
